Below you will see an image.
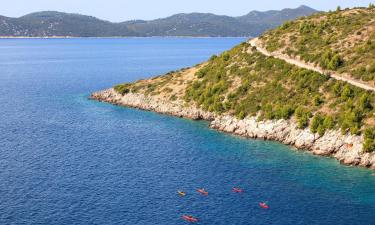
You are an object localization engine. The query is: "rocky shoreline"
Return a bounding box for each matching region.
[91,88,375,170]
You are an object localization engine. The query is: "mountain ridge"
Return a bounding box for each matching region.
[0,5,318,37]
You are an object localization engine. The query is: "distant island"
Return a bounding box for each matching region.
[0,5,317,37]
[91,5,375,170]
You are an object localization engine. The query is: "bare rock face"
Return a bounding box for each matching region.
[90,89,375,170]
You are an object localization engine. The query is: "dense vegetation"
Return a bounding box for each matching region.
[0,6,317,37]
[184,43,374,139]
[261,6,375,84]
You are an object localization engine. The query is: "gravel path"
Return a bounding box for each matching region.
[249,38,375,92]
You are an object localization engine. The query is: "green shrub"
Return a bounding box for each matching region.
[114,83,131,95]
[196,70,207,78]
[295,107,311,129]
[340,110,362,135]
[317,126,326,136]
[364,128,375,152]
[359,93,372,111]
[323,116,335,129]
[237,111,246,119]
[223,53,230,61]
[313,95,323,106]
[163,87,173,93]
[210,55,218,61]
[169,95,177,101]
[341,85,353,100]
[320,50,343,70]
[310,114,336,136]
[310,114,323,133]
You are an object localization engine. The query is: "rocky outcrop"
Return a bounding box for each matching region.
[91,88,375,170]
[211,116,375,169]
[90,88,215,120]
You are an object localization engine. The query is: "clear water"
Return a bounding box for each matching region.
[0,38,374,225]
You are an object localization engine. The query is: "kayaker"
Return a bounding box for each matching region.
[182,215,198,222]
[259,202,269,209]
[178,190,186,196]
[232,187,243,193]
[197,188,208,196]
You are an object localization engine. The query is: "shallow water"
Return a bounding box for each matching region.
[0,38,374,225]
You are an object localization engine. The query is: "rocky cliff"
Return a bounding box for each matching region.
[91,88,375,170]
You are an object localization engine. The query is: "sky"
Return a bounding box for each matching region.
[0,0,373,22]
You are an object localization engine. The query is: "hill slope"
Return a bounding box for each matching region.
[259,6,375,87]
[0,11,135,37]
[0,6,317,37]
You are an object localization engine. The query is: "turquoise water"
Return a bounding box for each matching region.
[0,38,374,225]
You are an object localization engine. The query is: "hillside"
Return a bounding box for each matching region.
[259,6,375,87]
[124,5,317,37]
[0,6,317,37]
[0,11,135,37]
[96,6,375,163]
[112,41,375,152]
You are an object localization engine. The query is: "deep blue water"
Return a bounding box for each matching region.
[0,38,375,225]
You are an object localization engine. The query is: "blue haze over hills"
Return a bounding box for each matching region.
[0,5,317,37]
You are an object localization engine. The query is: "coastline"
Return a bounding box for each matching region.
[90,88,375,170]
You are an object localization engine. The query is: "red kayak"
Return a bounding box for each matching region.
[197,188,208,196]
[259,202,269,209]
[182,215,198,223]
[232,187,243,193]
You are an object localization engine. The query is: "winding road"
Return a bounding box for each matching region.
[249,38,375,92]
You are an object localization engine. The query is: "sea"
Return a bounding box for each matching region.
[0,38,374,225]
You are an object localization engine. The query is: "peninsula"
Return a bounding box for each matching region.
[91,6,375,170]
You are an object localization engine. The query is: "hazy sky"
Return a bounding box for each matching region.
[1,0,373,22]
